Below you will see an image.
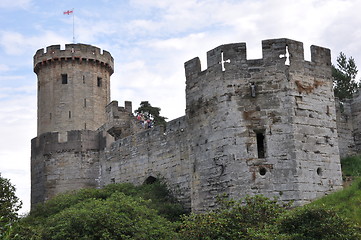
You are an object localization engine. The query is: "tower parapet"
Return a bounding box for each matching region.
[185,38,331,80]
[34,44,114,74]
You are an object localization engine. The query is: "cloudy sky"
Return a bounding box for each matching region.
[1,0,361,214]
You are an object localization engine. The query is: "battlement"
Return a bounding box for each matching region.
[33,43,114,74]
[185,38,331,79]
[31,130,101,156]
[106,101,132,119]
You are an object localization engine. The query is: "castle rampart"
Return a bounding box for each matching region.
[98,116,191,208]
[31,39,345,212]
[31,130,101,206]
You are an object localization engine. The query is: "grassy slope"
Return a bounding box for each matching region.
[310,155,361,225]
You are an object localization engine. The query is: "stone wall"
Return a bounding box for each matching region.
[31,131,101,206]
[337,91,361,158]
[98,116,192,209]
[336,99,355,158]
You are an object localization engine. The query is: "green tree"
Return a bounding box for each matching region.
[0,173,22,236]
[135,101,167,126]
[42,193,177,240]
[333,52,359,100]
[9,182,182,240]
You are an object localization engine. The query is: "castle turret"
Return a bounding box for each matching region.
[34,44,114,135]
[31,44,113,207]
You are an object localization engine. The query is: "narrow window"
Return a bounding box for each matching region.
[49,113,52,120]
[84,98,87,107]
[256,131,265,158]
[97,77,102,87]
[69,111,71,119]
[250,82,256,97]
[84,123,87,129]
[83,75,85,84]
[61,74,68,84]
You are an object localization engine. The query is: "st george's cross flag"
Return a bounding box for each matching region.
[63,10,73,15]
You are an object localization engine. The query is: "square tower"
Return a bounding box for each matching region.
[185,38,343,211]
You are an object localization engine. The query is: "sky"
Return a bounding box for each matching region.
[1,0,361,214]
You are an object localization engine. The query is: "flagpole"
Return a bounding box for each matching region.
[72,8,75,43]
[63,9,75,43]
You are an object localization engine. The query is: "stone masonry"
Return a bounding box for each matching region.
[31,38,349,212]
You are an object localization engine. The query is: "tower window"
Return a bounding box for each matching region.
[255,131,266,158]
[84,98,87,107]
[61,74,68,84]
[69,111,71,119]
[97,77,102,87]
[83,75,85,84]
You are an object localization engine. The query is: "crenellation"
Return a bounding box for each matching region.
[206,43,246,70]
[32,130,100,155]
[184,57,201,80]
[34,43,114,74]
[310,45,331,66]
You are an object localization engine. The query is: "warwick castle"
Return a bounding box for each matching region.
[31,38,360,212]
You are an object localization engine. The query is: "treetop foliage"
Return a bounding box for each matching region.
[333,52,359,100]
[7,180,185,240]
[0,173,22,236]
[134,101,167,126]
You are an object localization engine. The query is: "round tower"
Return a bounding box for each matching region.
[34,44,114,135]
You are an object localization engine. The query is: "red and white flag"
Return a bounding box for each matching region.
[63,10,73,15]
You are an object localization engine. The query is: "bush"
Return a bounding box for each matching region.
[178,195,361,240]
[42,193,177,240]
[8,181,183,239]
[278,205,361,240]
[178,195,289,240]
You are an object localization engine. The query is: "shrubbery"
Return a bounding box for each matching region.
[179,195,361,240]
[6,181,184,240]
[5,179,361,239]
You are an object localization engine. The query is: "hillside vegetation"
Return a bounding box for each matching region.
[310,155,361,225]
[4,156,361,239]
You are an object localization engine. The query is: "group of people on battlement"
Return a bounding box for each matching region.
[135,113,154,129]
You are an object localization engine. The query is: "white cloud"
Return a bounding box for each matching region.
[0,0,32,9]
[0,30,69,56]
[0,92,36,214]
[0,64,10,72]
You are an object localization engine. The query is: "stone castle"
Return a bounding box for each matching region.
[31,38,358,212]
